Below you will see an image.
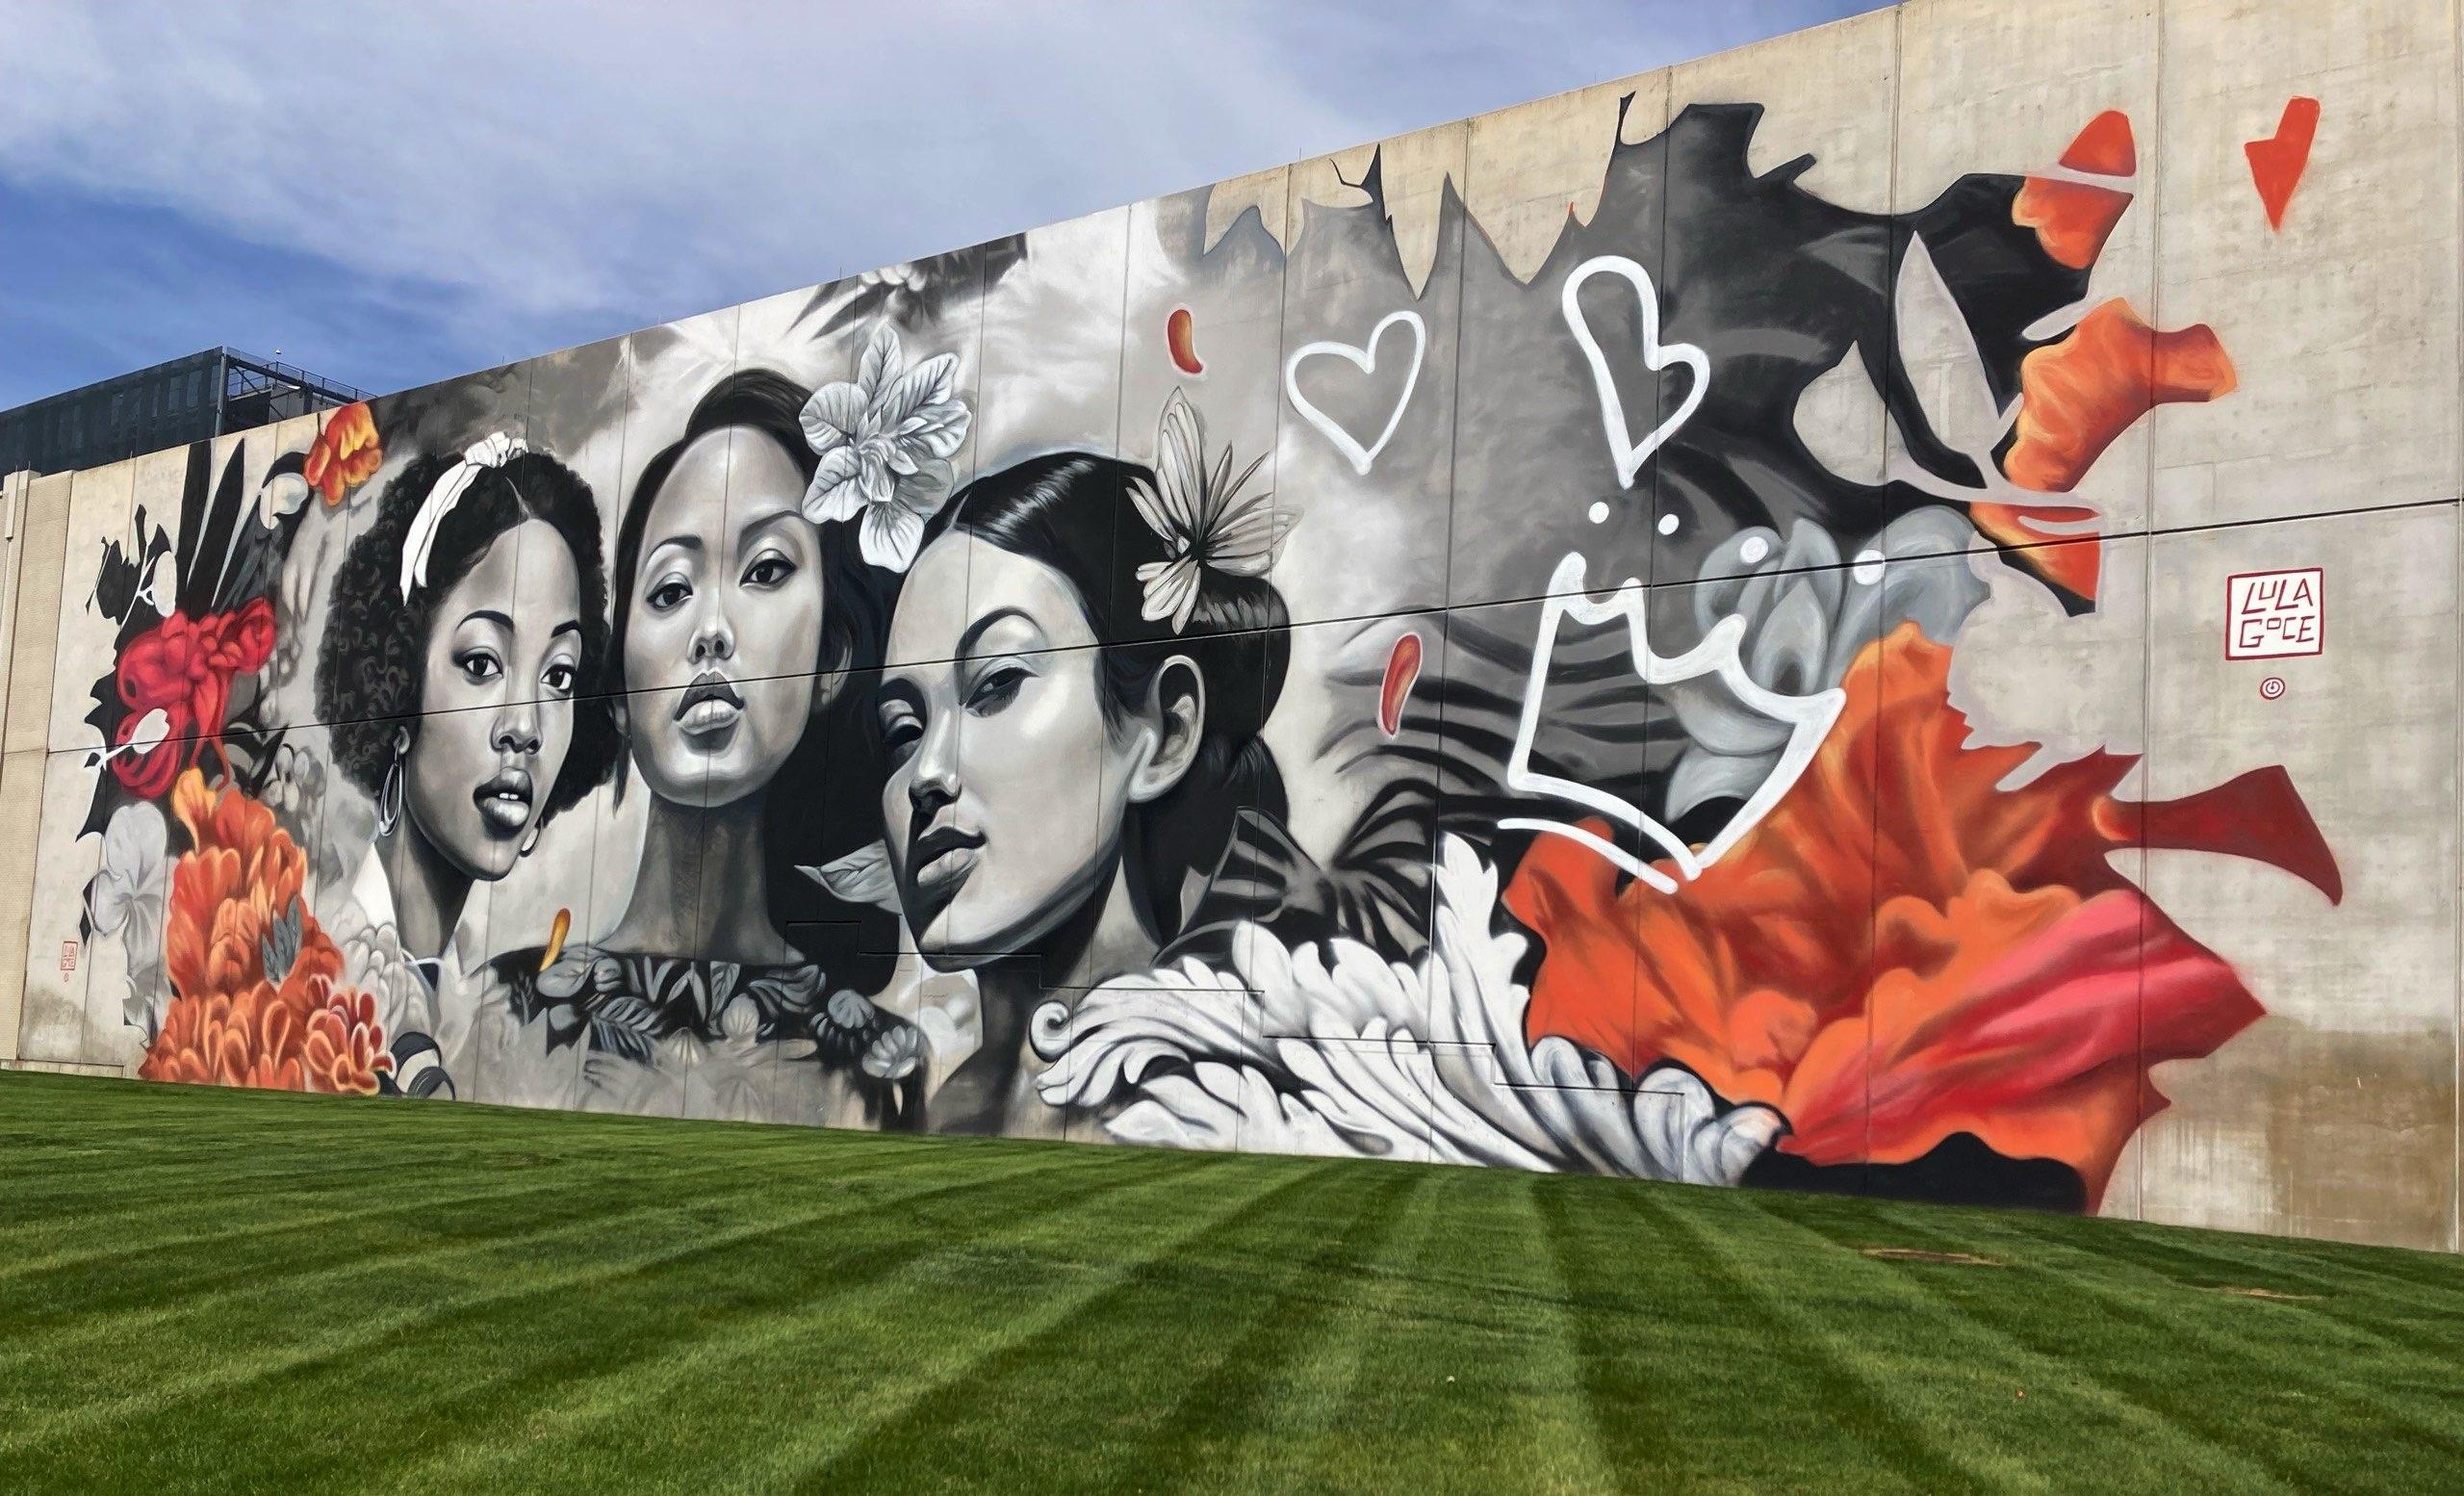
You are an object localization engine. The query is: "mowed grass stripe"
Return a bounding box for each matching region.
[369,1150,1270,1495]
[1759,1189,2464,1488]
[0,1096,946,1266]
[0,1108,952,1299]
[1717,1189,2304,1495]
[2,1072,2462,1495]
[1567,1177,2012,1495]
[785,1163,1429,1493]
[0,1132,988,1392]
[0,1143,1129,1473]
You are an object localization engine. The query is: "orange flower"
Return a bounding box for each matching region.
[141,769,388,1095]
[1503,625,2338,1204]
[303,401,381,505]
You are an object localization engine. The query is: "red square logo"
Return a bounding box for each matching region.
[2226,569,2323,660]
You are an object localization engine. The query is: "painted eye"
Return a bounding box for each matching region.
[542,661,576,696]
[965,664,1027,715]
[457,650,503,684]
[743,553,798,589]
[879,710,922,766]
[646,577,691,612]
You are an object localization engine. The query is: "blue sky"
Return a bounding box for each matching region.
[0,0,1881,407]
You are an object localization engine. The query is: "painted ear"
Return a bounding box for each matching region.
[1127,656,1205,805]
[809,627,855,718]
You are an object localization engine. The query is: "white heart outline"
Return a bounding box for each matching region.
[1283,310,1426,477]
[1560,255,1709,490]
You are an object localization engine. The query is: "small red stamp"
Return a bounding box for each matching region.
[59,940,77,974]
[2225,569,2323,660]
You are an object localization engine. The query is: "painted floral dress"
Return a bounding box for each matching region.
[474,943,926,1129]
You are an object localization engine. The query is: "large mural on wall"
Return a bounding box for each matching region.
[50,96,2347,1212]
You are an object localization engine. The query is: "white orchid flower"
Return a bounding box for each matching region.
[799,323,972,572]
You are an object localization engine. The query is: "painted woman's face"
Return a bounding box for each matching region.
[405,520,582,882]
[877,532,1137,968]
[623,427,827,808]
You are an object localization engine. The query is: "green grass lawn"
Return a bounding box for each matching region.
[1,1071,2459,1494]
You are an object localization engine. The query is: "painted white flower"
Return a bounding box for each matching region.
[85,803,169,1036]
[862,1025,922,1082]
[1664,509,1984,817]
[800,323,972,572]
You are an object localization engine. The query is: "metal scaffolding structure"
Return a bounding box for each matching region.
[0,348,374,478]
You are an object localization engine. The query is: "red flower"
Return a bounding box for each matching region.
[1502,625,2340,1204]
[111,598,277,797]
[303,401,381,504]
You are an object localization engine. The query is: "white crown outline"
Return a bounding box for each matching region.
[1499,552,1846,895]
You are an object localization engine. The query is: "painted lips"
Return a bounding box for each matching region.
[676,672,746,736]
[473,766,535,837]
[907,821,985,899]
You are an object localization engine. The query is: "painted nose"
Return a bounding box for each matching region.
[495,700,542,757]
[908,712,961,812]
[690,605,734,664]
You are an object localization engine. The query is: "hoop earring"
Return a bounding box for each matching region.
[518,822,542,858]
[375,744,406,838]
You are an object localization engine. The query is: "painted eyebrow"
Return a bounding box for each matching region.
[956,606,1040,661]
[550,620,582,639]
[644,534,706,559]
[735,508,811,551]
[459,609,515,631]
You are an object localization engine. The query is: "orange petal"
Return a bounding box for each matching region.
[2246,97,2319,231]
[542,908,573,971]
[2013,177,2132,271]
[1167,307,1203,375]
[1378,632,1422,736]
[2059,110,2137,176]
[1968,507,2102,600]
[2004,299,2235,494]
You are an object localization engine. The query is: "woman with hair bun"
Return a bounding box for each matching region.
[875,389,1291,1134]
[315,437,621,1097]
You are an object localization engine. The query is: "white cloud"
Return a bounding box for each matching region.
[0,0,1874,373]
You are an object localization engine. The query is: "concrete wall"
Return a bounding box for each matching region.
[4,0,2455,1250]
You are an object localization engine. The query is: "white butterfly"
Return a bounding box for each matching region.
[1125,389,1290,634]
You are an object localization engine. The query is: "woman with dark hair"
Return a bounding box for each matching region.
[315,436,621,1097]
[875,389,1291,1134]
[488,368,920,1124]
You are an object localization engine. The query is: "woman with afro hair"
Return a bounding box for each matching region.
[315,436,620,1098]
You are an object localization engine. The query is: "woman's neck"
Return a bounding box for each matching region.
[376,822,473,965]
[980,853,1156,1010]
[603,790,795,966]
[939,857,1156,1134]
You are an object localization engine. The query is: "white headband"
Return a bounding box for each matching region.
[399,432,528,600]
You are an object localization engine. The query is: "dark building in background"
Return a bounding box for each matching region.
[0,348,373,478]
